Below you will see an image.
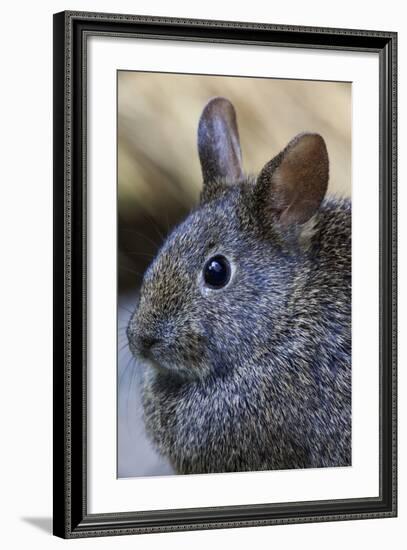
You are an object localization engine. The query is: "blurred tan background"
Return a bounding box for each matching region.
[118,71,351,293]
[117,72,351,477]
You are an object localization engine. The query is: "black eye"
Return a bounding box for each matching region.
[203,255,231,289]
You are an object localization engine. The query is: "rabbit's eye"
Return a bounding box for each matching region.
[203,255,231,289]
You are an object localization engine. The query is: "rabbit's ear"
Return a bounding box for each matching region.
[198,97,244,186]
[255,133,329,226]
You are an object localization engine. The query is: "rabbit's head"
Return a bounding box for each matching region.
[127,97,329,380]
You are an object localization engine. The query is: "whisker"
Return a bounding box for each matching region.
[165,210,170,235]
[126,357,138,428]
[119,228,161,250]
[142,211,166,242]
[126,251,156,260]
[118,304,133,315]
[118,341,130,354]
[119,265,144,278]
[118,352,134,392]
[118,318,131,324]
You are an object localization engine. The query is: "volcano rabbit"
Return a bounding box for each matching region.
[127,97,351,474]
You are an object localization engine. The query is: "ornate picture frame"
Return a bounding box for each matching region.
[53,11,397,538]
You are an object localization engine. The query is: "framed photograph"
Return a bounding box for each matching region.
[53,11,397,538]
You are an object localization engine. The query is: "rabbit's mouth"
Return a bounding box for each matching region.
[128,337,169,375]
[137,355,171,377]
[129,333,211,380]
[127,311,211,379]
[127,330,161,365]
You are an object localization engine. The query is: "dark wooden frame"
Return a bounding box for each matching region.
[53,10,397,538]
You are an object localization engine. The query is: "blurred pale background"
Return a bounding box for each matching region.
[117,71,351,478]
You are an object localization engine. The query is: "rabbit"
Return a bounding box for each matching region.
[127,96,351,474]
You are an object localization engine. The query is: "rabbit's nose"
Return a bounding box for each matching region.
[136,333,160,358]
[140,334,159,351]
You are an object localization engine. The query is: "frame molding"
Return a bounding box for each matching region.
[53,10,397,538]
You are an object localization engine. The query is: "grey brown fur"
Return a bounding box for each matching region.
[127,97,351,474]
